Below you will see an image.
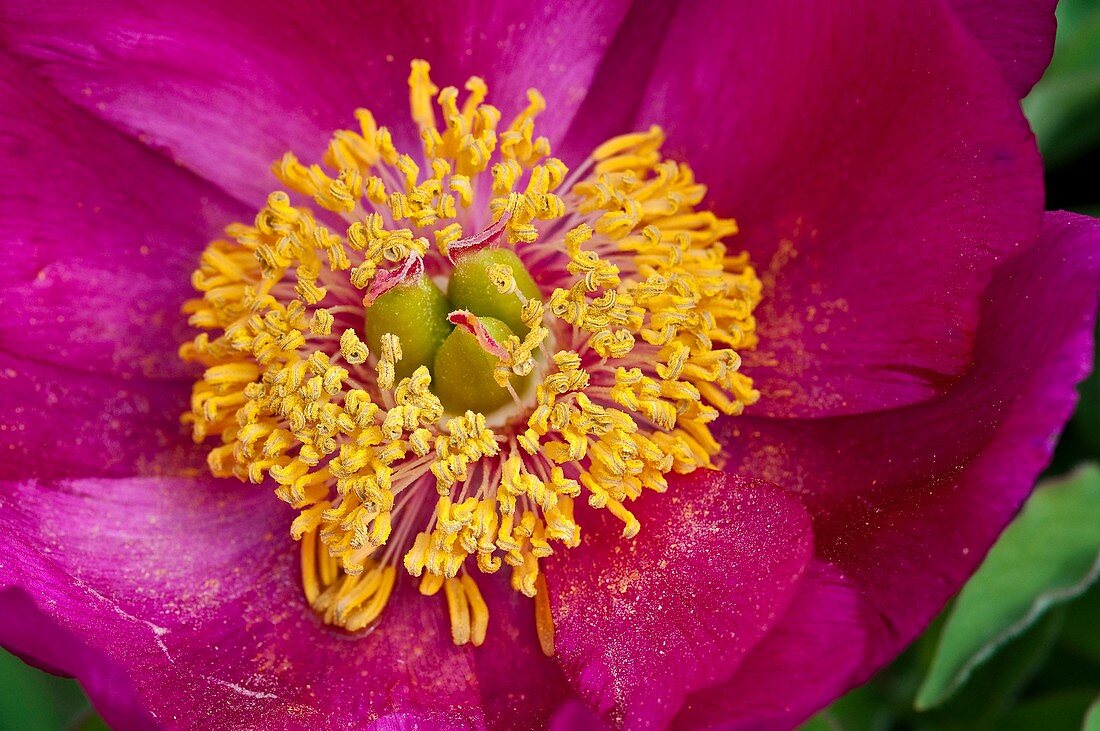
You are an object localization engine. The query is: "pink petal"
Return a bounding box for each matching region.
[0,49,246,380]
[0,354,202,481]
[473,578,574,731]
[947,0,1058,96]
[0,50,245,480]
[549,699,611,731]
[0,1,634,206]
[559,1,681,157]
[0,589,156,730]
[672,561,871,731]
[719,212,1100,680]
[547,471,814,730]
[0,475,500,729]
[631,1,1045,417]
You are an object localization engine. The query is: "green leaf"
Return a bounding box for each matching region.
[0,649,88,731]
[915,611,1064,729]
[1085,696,1100,731]
[915,465,1100,710]
[797,716,836,731]
[799,632,949,731]
[1023,0,1100,167]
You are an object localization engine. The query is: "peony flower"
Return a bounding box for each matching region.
[1,2,1097,729]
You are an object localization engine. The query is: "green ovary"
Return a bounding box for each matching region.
[448,249,541,336]
[433,316,529,414]
[362,249,541,414]
[363,277,453,382]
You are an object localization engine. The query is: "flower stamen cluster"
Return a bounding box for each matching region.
[182,60,761,648]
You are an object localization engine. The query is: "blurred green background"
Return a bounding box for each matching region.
[2,1,1100,729]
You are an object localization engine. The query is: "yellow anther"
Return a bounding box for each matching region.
[534,573,556,656]
[291,501,331,540]
[591,126,664,161]
[418,572,444,597]
[443,577,471,645]
[377,332,402,390]
[339,328,369,365]
[309,308,334,335]
[462,574,489,646]
[449,175,474,207]
[409,60,439,130]
[344,566,396,631]
[486,263,517,295]
[300,530,321,604]
[605,499,642,539]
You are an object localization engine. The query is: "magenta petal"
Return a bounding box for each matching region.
[0,354,203,481]
[0,1,633,206]
[633,1,1044,417]
[0,50,246,480]
[721,212,1100,680]
[947,0,1057,96]
[672,561,871,731]
[549,699,611,731]
[472,577,574,731]
[559,1,680,158]
[0,476,494,729]
[0,589,156,730]
[547,471,813,730]
[0,49,246,380]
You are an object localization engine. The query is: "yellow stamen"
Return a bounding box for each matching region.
[182,59,761,648]
[444,576,471,645]
[534,573,555,657]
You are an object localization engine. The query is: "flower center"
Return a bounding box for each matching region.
[182,60,762,651]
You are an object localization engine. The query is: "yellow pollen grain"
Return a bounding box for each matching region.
[181,59,762,649]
